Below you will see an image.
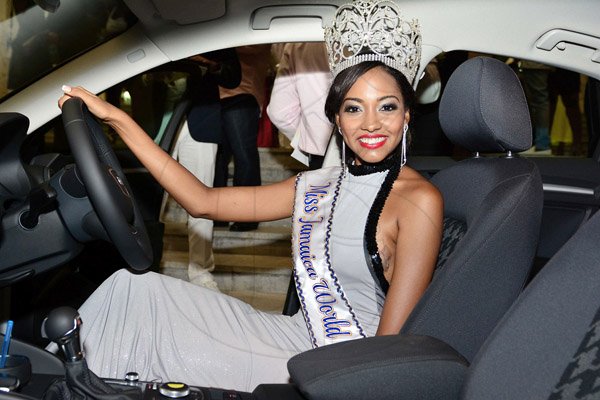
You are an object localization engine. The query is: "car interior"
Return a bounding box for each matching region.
[0,0,599,399]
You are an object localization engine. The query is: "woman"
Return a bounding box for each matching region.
[56,0,443,391]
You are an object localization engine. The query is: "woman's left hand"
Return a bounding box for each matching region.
[58,85,120,123]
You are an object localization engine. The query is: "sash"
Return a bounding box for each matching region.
[292,167,366,348]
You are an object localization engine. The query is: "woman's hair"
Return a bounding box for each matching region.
[324,60,417,164]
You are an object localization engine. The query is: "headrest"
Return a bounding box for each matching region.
[439,57,532,153]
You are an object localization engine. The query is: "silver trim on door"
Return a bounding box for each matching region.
[543,183,595,196]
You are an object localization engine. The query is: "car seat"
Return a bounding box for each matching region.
[400,56,543,362]
[461,198,600,399]
[254,57,545,399]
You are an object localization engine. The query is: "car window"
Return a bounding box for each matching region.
[33,45,599,165]
[34,45,278,161]
[412,51,597,160]
[103,71,190,151]
[0,0,137,101]
[32,69,191,158]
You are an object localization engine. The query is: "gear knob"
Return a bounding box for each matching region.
[41,306,84,362]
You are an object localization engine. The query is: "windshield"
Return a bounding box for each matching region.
[0,0,137,101]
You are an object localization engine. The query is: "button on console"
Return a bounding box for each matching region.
[159,382,191,398]
[125,372,139,383]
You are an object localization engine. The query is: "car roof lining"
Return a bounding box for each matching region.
[123,0,599,80]
[2,0,599,134]
[124,0,227,25]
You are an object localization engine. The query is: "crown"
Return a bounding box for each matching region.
[324,0,422,84]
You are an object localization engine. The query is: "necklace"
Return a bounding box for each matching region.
[347,150,402,176]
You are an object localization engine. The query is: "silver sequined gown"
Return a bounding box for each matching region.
[71,169,387,391]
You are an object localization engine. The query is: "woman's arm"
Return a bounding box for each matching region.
[59,85,295,222]
[376,180,444,335]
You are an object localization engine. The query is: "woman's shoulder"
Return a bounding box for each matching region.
[395,166,441,196]
[389,167,444,223]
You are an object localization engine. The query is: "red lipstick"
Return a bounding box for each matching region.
[358,135,387,149]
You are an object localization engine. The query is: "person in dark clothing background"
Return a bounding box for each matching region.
[214,45,272,232]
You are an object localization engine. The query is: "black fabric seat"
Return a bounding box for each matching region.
[461,206,600,399]
[401,57,544,362]
[253,57,545,400]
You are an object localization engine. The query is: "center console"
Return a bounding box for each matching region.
[4,343,253,400]
[1,307,254,400]
[100,376,251,400]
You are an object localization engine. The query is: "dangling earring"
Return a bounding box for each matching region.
[338,126,346,169]
[401,124,408,167]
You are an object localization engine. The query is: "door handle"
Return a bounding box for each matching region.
[535,29,600,63]
[252,5,337,30]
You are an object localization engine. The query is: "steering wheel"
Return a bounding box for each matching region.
[61,97,153,270]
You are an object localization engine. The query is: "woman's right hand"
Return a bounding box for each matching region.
[58,85,121,123]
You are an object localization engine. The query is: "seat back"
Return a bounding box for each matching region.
[461,207,600,399]
[400,57,544,362]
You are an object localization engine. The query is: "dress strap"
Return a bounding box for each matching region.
[363,159,402,294]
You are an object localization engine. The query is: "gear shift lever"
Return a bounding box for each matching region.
[41,306,84,362]
[41,307,142,400]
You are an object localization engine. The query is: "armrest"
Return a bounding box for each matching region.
[287,335,468,400]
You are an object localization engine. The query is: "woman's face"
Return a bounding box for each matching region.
[336,66,410,165]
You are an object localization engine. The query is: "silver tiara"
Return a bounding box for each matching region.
[324,0,422,84]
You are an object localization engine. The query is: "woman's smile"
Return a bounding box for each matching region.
[358,134,388,149]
